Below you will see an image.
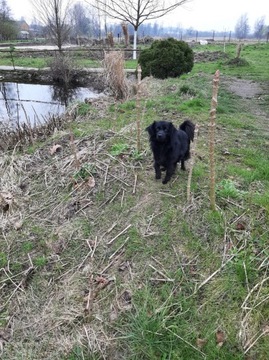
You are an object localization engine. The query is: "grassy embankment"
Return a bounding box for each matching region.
[0,43,269,359]
[0,47,137,69]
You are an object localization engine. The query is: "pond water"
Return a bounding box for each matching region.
[0,82,101,126]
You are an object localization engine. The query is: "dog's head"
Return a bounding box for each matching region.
[146,121,174,143]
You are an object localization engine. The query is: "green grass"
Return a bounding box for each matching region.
[116,282,246,359]
[193,42,269,81]
[1,43,269,359]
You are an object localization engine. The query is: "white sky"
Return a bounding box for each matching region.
[8,0,268,32]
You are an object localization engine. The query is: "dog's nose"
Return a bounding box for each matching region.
[157,131,165,140]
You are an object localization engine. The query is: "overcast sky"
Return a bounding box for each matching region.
[8,0,268,32]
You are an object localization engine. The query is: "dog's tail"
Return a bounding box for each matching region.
[179,120,195,141]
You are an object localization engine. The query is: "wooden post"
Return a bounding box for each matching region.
[136,65,142,152]
[209,70,220,211]
[187,124,199,203]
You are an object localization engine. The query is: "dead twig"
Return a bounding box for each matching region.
[109,237,129,259]
[194,242,245,294]
[165,327,206,358]
[148,263,174,282]
[149,278,175,282]
[107,224,132,245]
[244,327,269,354]
[133,173,138,194]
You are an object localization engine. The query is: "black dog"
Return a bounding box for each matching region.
[146,120,195,184]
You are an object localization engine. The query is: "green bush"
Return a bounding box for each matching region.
[138,38,194,79]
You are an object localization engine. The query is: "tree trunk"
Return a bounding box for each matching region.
[133,29,137,60]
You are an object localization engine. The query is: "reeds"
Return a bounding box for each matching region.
[102,51,129,100]
[0,111,68,152]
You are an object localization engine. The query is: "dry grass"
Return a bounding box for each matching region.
[0,111,75,152]
[102,51,130,100]
[0,113,148,357]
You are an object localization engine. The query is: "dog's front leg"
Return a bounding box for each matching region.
[162,163,175,184]
[181,160,186,171]
[154,162,161,180]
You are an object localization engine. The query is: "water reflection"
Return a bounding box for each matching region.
[0,82,100,126]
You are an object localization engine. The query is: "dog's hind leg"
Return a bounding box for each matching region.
[181,160,186,171]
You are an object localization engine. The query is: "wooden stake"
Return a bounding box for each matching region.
[136,65,142,152]
[187,124,199,203]
[209,70,220,211]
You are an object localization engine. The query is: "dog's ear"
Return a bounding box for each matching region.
[146,122,156,136]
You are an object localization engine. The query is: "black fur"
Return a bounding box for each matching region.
[146,120,195,184]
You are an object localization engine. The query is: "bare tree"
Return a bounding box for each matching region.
[0,0,11,20]
[254,16,266,41]
[31,0,71,51]
[70,2,90,37]
[0,0,18,40]
[88,0,191,59]
[234,13,250,40]
[70,2,100,38]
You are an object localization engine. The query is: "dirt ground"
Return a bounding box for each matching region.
[223,77,266,99]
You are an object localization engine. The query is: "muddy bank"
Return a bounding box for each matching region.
[0,67,109,91]
[0,66,136,92]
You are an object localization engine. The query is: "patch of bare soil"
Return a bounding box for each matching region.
[223,77,265,99]
[222,76,269,126]
[194,51,229,62]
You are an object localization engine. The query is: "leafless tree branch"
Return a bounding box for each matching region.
[31,0,72,51]
[91,0,190,29]
[87,0,191,59]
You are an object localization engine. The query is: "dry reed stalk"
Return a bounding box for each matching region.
[107,32,114,47]
[21,105,34,145]
[236,43,243,58]
[209,69,220,211]
[136,65,142,152]
[187,123,199,203]
[121,22,129,47]
[69,130,80,170]
[103,51,128,100]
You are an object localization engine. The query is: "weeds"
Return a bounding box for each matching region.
[48,53,80,86]
[110,143,129,156]
[216,179,247,199]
